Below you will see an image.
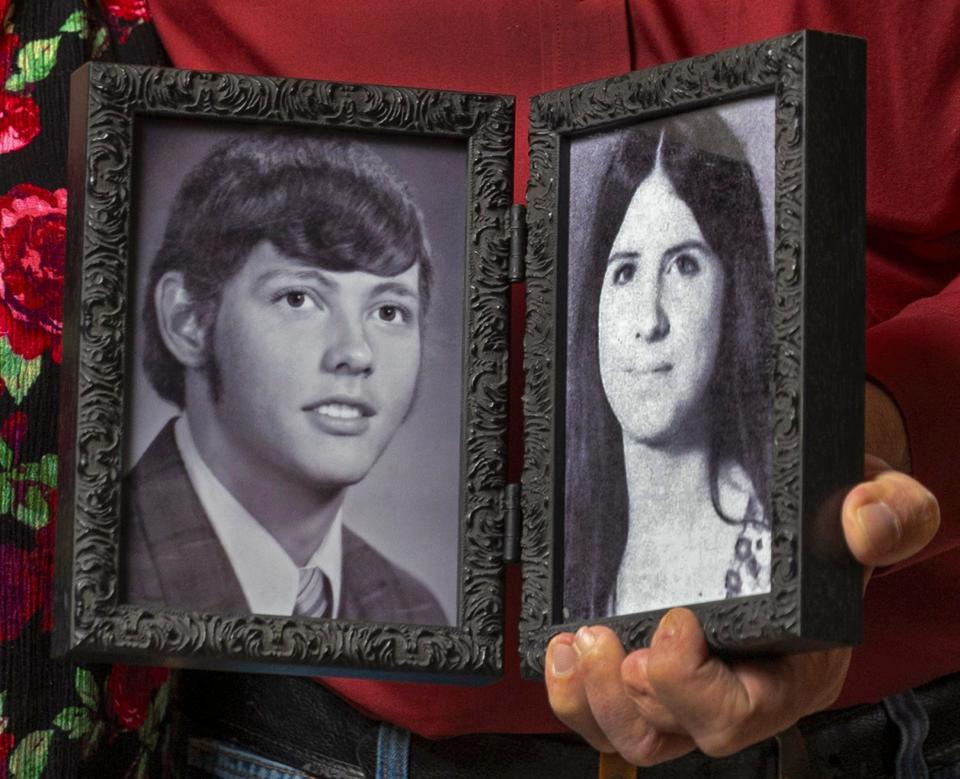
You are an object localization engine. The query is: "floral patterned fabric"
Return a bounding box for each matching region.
[0,1,174,776]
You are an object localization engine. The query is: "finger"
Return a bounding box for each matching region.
[545,632,615,752]
[646,609,849,757]
[620,648,684,733]
[575,626,695,765]
[842,469,940,569]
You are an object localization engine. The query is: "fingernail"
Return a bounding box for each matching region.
[652,610,680,648]
[574,626,596,655]
[857,501,901,555]
[552,642,576,677]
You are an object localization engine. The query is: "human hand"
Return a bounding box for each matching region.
[545,384,940,765]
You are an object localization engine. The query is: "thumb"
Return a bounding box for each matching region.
[842,464,940,572]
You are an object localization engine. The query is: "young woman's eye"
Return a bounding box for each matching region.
[674,253,701,276]
[612,262,636,286]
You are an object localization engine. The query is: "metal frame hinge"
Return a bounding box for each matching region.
[503,482,522,563]
[509,204,526,282]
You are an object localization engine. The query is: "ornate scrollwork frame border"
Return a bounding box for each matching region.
[520,31,866,676]
[54,63,514,680]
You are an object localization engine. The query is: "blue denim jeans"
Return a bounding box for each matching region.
[185,690,959,778]
[884,689,960,779]
[187,723,409,779]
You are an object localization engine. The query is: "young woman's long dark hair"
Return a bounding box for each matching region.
[562,110,774,619]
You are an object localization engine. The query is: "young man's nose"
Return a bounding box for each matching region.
[321,315,374,375]
[633,278,670,343]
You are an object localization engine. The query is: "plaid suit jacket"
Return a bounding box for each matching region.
[119,421,448,625]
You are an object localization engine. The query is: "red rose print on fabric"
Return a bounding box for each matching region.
[0,731,14,778]
[0,410,58,527]
[103,0,151,44]
[0,412,26,463]
[104,0,150,23]
[0,93,40,155]
[0,185,65,364]
[107,665,170,732]
[0,33,41,155]
[0,31,18,82]
[0,524,53,642]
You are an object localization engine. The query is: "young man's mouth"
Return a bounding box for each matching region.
[304,398,375,434]
[314,402,364,419]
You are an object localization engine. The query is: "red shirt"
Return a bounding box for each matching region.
[148,0,960,738]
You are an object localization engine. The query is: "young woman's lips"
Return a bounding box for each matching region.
[625,362,673,375]
[622,363,673,390]
[304,398,375,435]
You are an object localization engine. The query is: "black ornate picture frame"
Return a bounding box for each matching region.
[54,62,514,680]
[56,32,867,683]
[519,31,866,675]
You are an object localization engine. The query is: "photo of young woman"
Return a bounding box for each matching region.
[563,102,776,620]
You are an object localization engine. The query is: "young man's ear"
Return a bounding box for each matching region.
[154,271,209,369]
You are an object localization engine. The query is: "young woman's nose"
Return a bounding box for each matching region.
[634,276,670,343]
[320,313,373,375]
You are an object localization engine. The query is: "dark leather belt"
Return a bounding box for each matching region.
[179,670,960,778]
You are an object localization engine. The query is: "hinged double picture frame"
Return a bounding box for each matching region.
[55,30,866,682]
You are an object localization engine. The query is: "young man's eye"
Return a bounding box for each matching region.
[273,289,316,309]
[612,262,636,286]
[374,304,411,324]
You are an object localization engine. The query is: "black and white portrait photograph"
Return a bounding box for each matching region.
[119,120,467,627]
[562,96,777,620]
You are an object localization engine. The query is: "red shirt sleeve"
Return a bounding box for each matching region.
[148,0,960,731]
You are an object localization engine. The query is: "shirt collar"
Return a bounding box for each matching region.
[174,416,343,617]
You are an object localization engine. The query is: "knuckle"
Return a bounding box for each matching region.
[618,730,667,767]
[816,654,851,710]
[645,647,689,689]
[629,694,663,722]
[584,734,617,754]
[707,670,752,726]
[546,696,581,724]
[592,625,619,642]
[589,627,627,661]
[621,749,659,768]
[698,691,754,753]
[817,677,844,711]
[697,731,744,758]
[575,646,605,679]
[545,686,583,722]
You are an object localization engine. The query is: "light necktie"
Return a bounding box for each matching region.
[294,566,333,618]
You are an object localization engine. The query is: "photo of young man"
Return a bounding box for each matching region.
[119,128,464,626]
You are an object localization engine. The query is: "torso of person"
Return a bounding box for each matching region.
[612,463,770,616]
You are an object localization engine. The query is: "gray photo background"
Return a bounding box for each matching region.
[566,95,776,291]
[126,119,467,625]
[564,94,776,611]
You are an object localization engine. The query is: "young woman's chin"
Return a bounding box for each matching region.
[616,401,710,450]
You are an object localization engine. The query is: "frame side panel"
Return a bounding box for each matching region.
[800,31,866,644]
[54,63,93,656]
